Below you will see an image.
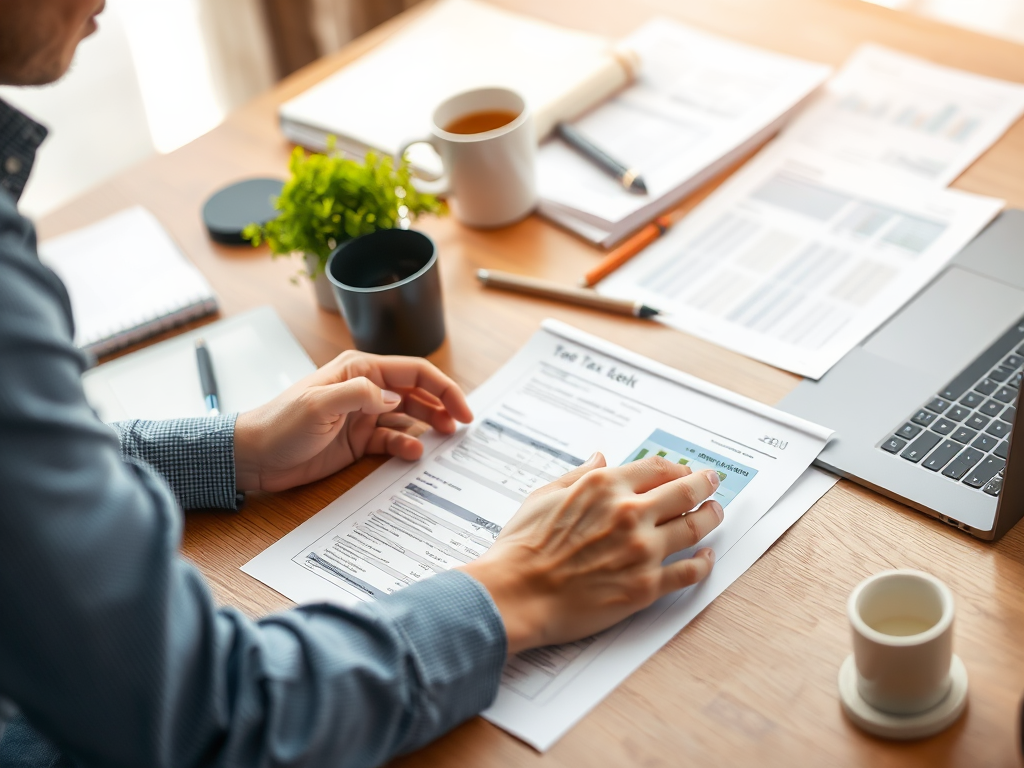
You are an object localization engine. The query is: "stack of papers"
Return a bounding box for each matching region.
[537,19,832,246]
[242,320,833,750]
[597,44,1024,378]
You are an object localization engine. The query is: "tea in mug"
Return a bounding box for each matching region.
[444,109,519,135]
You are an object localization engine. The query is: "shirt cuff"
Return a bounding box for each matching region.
[111,415,240,510]
[364,569,508,751]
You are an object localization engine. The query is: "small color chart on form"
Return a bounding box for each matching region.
[625,429,757,507]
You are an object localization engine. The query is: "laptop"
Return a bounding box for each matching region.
[779,210,1024,541]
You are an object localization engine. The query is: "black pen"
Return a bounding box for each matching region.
[555,121,648,195]
[195,338,220,416]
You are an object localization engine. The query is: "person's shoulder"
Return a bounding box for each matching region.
[0,188,75,340]
[0,188,40,265]
[0,186,31,227]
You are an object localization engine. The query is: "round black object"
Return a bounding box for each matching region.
[327,229,446,357]
[202,178,284,245]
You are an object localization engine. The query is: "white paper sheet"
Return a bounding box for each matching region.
[484,466,837,750]
[536,19,831,238]
[242,321,832,744]
[597,147,1003,379]
[774,44,1024,187]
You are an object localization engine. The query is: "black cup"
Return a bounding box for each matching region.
[326,229,446,356]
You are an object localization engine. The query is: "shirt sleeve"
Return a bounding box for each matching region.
[111,417,242,510]
[0,193,508,768]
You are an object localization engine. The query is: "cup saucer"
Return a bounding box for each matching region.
[838,654,968,740]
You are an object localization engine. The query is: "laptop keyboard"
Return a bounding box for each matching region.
[879,325,1023,497]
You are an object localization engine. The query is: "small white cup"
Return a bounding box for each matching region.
[848,570,955,715]
[398,87,536,229]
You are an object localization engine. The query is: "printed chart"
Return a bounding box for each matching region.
[625,429,757,507]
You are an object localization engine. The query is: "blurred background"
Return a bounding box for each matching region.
[1,0,1020,219]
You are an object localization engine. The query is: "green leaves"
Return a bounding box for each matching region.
[244,144,446,277]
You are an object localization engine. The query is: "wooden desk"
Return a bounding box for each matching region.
[38,0,1024,764]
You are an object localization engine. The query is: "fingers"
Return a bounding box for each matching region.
[371,356,474,424]
[543,452,607,492]
[619,455,693,494]
[654,499,724,558]
[317,377,403,417]
[659,548,716,594]
[399,390,458,434]
[376,411,431,437]
[316,352,472,425]
[642,467,722,524]
[366,426,424,461]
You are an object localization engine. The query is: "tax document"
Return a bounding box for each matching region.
[536,18,831,244]
[770,44,1024,187]
[243,321,831,746]
[597,148,1003,379]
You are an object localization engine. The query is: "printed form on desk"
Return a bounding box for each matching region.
[597,145,1004,380]
[243,320,834,750]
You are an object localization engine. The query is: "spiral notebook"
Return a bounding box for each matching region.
[38,206,218,358]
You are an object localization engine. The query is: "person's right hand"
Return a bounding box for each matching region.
[459,453,723,655]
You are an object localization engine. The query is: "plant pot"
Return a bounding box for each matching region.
[326,229,445,356]
[304,252,340,313]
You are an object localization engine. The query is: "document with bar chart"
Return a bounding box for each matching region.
[242,320,831,749]
[773,44,1024,186]
[598,146,1003,379]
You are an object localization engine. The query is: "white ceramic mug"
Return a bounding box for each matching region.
[848,570,955,715]
[398,87,536,229]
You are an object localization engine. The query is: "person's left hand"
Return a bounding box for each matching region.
[232,351,473,492]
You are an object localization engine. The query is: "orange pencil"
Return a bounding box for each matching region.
[580,213,675,287]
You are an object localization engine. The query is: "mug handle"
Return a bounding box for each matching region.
[396,137,450,196]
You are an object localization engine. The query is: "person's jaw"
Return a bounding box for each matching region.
[0,0,106,86]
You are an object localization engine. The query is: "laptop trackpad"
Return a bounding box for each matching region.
[862,267,1024,379]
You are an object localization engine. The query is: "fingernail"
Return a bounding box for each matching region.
[585,451,600,466]
[705,469,721,489]
[711,500,724,522]
[707,549,716,563]
[382,389,401,405]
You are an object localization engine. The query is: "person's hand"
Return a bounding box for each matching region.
[233,351,473,492]
[459,453,723,655]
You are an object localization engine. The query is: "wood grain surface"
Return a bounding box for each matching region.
[36,0,1024,764]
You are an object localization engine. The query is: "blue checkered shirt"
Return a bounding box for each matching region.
[111,416,243,510]
[0,98,507,768]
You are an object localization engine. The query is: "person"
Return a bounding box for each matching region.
[0,2,724,766]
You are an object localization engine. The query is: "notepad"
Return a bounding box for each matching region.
[38,206,218,358]
[278,0,636,161]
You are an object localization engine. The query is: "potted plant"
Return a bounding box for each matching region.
[244,144,445,312]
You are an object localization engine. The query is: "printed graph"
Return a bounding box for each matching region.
[625,429,757,507]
